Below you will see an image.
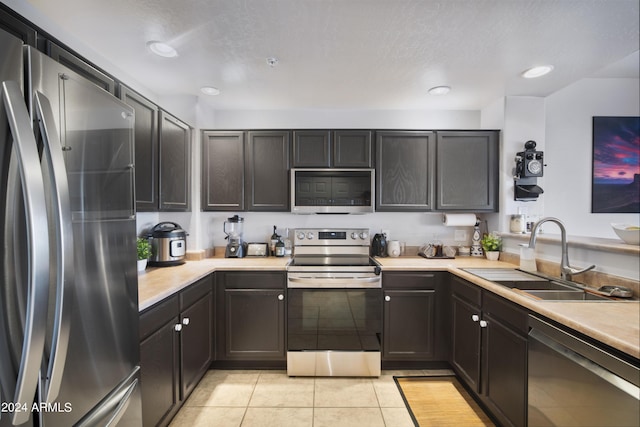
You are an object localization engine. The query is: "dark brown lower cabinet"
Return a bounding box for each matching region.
[382,272,449,367]
[450,276,528,427]
[139,275,213,427]
[215,271,286,367]
[139,296,180,427]
[451,290,482,390]
[481,293,528,427]
[179,280,214,397]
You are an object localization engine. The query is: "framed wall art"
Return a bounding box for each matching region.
[592,116,640,213]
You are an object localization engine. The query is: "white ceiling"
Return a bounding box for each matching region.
[17,0,640,110]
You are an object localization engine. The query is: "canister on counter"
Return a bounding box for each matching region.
[510,214,526,233]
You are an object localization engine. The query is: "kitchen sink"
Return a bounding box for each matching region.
[492,280,574,291]
[462,268,620,302]
[521,290,611,301]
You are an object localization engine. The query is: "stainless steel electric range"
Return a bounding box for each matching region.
[286,228,382,377]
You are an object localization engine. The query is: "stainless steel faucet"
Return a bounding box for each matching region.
[528,217,595,281]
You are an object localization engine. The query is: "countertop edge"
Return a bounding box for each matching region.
[137,258,291,311]
[137,257,639,360]
[448,268,640,360]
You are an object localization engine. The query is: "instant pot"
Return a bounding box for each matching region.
[148,222,187,266]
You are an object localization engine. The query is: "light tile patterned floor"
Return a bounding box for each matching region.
[169,369,453,427]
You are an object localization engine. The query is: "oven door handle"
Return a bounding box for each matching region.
[287,276,381,289]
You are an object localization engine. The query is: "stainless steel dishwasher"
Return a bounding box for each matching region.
[528,316,639,427]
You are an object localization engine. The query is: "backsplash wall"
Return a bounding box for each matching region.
[138,211,484,252]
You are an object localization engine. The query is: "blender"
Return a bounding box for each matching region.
[223,215,247,258]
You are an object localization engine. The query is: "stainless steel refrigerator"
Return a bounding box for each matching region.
[1,27,142,426]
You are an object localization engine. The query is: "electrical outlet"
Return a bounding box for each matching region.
[454,229,467,242]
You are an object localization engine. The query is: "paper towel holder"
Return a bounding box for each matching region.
[514,140,545,201]
[442,214,479,227]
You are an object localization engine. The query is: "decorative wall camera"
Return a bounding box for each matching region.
[514,140,545,201]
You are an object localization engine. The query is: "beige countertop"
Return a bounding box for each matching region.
[138,257,291,311]
[138,255,639,360]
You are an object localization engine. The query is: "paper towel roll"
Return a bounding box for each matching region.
[442,213,478,227]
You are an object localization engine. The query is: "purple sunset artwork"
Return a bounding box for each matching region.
[592,116,640,213]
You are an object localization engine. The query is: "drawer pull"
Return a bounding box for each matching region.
[471,314,480,322]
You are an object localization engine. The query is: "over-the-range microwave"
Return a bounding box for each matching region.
[290,168,375,214]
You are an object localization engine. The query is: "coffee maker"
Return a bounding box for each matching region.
[223,215,247,258]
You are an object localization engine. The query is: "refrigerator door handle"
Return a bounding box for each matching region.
[75,368,140,427]
[103,378,138,427]
[33,91,74,403]
[1,81,50,426]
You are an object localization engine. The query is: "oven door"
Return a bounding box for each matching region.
[287,273,382,376]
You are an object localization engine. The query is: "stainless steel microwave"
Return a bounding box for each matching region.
[290,168,375,214]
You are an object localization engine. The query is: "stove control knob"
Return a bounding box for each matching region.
[351,232,358,240]
[359,231,369,240]
[297,232,306,240]
[306,231,315,240]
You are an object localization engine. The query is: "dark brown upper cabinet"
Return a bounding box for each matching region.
[435,131,499,212]
[245,130,290,211]
[333,130,373,167]
[46,40,116,95]
[159,111,191,211]
[292,130,330,167]
[201,131,245,211]
[376,131,435,211]
[119,86,159,212]
[293,130,372,168]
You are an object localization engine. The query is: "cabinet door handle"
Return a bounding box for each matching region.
[479,320,488,328]
[278,294,284,301]
[385,295,391,302]
[471,314,480,322]
[174,324,183,332]
[182,317,190,326]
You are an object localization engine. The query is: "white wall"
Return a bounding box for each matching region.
[490,80,640,281]
[480,96,547,234]
[210,109,479,130]
[545,78,640,238]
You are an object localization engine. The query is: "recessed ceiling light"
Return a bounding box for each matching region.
[428,86,451,95]
[521,65,554,79]
[147,41,178,58]
[266,57,279,67]
[200,86,221,96]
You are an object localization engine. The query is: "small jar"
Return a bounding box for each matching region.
[510,214,526,233]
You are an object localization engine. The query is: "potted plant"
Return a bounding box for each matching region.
[481,232,502,261]
[137,237,151,272]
